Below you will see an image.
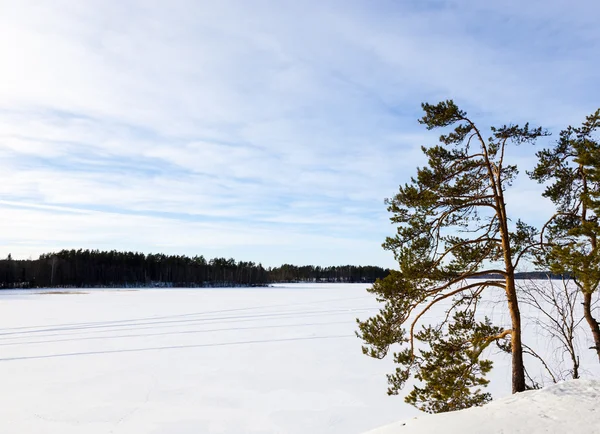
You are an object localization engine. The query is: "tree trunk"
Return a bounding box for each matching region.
[571,351,580,379]
[583,291,600,362]
[506,275,526,393]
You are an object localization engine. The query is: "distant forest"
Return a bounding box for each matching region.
[0,249,391,289]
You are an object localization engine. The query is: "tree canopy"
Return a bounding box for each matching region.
[358,100,547,411]
[0,249,389,288]
[531,108,600,360]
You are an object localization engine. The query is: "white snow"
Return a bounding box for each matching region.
[0,282,598,434]
[364,379,600,434]
[0,284,411,434]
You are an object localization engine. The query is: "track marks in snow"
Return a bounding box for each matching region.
[0,334,356,362]
[0,293,371,332]
[0,319,352,347]
[0,290,371,363]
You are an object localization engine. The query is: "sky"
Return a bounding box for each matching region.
[0,0,599,268]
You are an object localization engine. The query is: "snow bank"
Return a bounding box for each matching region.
[364,379,600,434]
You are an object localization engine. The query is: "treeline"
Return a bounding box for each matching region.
[268,263,390,283]
[0,250,390,289]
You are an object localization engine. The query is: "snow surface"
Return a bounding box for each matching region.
[0,284,411,434]
[364,379,600,434]
[0,283,598,434]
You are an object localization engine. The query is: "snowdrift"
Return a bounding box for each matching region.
[364,380,600,434]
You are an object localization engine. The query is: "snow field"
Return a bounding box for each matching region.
[1,282,598,434]
[0,284,410,434]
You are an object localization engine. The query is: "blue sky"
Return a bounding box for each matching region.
[0,0,598,267]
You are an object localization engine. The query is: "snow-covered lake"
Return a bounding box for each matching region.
[0,283,597,434]
[0,283,411,434]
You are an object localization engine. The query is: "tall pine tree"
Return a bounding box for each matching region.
[358,101,546,411]
[530,108,600,361]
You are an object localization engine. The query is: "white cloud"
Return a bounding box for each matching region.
[0,0,598,265]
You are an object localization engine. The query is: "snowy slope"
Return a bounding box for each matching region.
[365,380,600,434]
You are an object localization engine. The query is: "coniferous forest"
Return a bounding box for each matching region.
[0,250,391,289]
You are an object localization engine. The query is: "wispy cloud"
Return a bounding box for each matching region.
[0,0,598,266]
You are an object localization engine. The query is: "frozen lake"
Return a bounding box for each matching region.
[0,283,412,434]
[1,282,597,434]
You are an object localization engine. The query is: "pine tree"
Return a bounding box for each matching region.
[357,101,547,410]
[404,310,501,413]
[530,108,600,361]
